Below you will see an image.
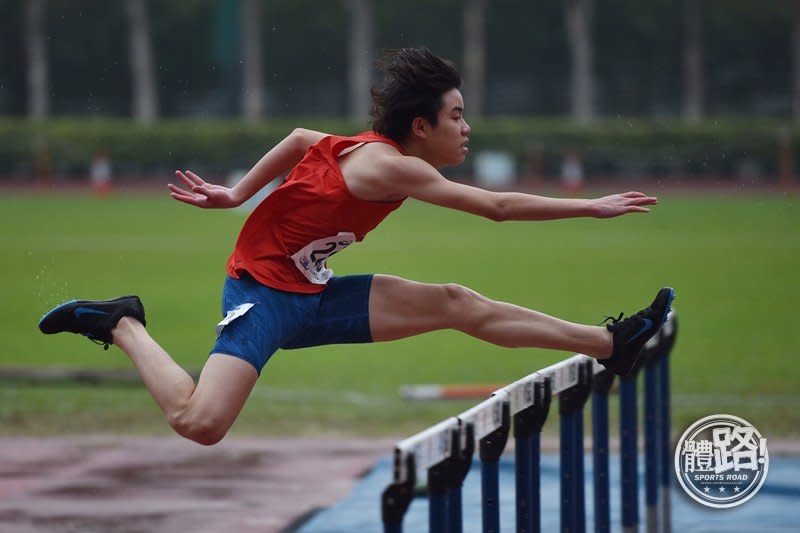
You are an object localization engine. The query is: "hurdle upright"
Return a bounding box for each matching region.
[381,312,677,533]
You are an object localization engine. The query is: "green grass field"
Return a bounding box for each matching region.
[1,191,798,439]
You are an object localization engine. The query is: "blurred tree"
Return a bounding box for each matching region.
[148,0,217,116]
[705,0,791,116]
[0,2,24,115]
[345,0,373,120]
[40,2,128,116]
[0,0,795,118]
[484,0,566,115]
[241,0,264,121]
[595,0,681,116]
[25,0,48,119]
[683,0,704,121]
[794,0,800,119]
[463,0,486,118]
[212,0,241,115]
[126,0,158,123]
[374,0,461,63]
[261,0,347,116]
[564,0,594,122]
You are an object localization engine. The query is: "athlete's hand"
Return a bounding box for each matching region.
[590,191,658,218]
[168,170,241,209]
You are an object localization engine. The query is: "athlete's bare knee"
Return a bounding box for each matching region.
[168,405,228,446]
[443,283,478,303]
[442,283,490,327]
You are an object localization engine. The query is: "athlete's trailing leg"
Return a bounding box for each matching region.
[40,298,256,445]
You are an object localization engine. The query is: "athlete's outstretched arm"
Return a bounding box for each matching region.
[378,156,657,221]
[168,128,327,209]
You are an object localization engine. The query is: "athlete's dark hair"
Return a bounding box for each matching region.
[370,48,462,143]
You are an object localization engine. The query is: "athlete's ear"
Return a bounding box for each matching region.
[410,117,430,140]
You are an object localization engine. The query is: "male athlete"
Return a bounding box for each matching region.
[39,48,674,445]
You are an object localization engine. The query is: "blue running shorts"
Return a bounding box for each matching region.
[211,273,374,374]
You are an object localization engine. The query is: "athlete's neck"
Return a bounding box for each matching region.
[399,138,441,169]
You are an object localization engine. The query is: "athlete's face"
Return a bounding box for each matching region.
[417,88,471,168]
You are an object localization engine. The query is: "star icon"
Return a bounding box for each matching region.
[719,486,726,493]
[734,487,740,493]
[704,487,710,493]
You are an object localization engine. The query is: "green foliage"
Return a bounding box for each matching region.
[0,117,797,179]
[1,193,798,437]
[0,117,361,176]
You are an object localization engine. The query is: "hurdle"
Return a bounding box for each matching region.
[381,312,677,533]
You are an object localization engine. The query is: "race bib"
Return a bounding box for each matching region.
[290,232,356,284]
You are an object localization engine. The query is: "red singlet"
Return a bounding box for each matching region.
[226,131,406,294]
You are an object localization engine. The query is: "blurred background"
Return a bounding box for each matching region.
[1,0,799,186]
[0,1,797,442]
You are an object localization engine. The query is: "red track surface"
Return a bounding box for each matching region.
[0,436,395,532]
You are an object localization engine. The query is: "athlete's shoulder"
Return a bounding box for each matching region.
[339,131,436,181]
[357,140,402,157]
[351,142,429,176]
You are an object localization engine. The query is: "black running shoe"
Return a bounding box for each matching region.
[38,296,146,349]
[599,287,675,377]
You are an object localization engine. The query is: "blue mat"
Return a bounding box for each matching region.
[300,453,800,532]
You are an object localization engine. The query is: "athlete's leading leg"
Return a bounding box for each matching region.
[368,275,674,377]
[369,275,613,357]
[112,317,257,445]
